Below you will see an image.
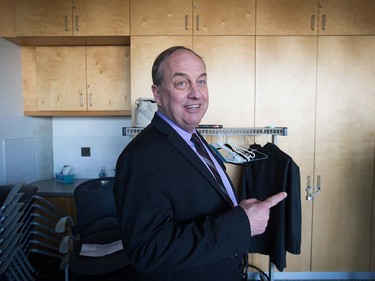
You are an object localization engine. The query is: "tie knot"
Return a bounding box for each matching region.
[191,133,200,143]
[191,133,204,148]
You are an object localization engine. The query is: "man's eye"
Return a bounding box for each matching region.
[197,79,206,86]
[175,81,188,89]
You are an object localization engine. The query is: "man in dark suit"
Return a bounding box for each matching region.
[114,46,286,281]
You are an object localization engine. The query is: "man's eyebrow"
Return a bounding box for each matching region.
[172,72,188,78]
[172,73,207,78]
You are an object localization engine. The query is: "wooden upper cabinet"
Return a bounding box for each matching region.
[86,46,131,111]
[15,0,129,37]
[131,0,255,35]
[73,0,129,36]
[33,46,130,114]
[131,0,193,35]
[318,0,375,35]
[36,47,87,111]
[256,0,375,36]
[256,0,319,35]
[193,0,255,35]
[16,0,73,36]
[0,0,16,37]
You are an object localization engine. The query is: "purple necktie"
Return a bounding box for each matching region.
[191,133,229,196]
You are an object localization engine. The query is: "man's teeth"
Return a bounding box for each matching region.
[186,105,200,109]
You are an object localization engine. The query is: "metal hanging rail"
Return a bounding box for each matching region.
[122,126,288,138]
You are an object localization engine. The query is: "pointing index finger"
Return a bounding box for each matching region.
[263,192,287,208]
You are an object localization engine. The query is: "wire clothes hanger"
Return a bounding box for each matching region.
[211,134,268,165]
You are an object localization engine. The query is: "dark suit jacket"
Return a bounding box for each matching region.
[114,114,251,281]
[241,143,301,271]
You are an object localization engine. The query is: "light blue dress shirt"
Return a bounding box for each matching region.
[157,111,238,206]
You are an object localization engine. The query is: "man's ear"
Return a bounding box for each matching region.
[151,85,161,107]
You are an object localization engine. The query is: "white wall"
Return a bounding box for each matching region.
[0,38,51,185]
[52,117,132,179]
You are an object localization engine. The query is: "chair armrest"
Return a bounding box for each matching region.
[59,234,73,254]
[55,216,74,233]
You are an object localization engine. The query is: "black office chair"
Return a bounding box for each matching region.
[55,177,133,281]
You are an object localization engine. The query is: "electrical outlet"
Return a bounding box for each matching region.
[81,147,91,157]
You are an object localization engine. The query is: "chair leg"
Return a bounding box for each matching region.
[64,263,69,281]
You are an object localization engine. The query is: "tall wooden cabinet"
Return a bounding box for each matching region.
[254,0,375,273]
[312,36,375,271]
[254,36,317,272]
[15,0,130,36]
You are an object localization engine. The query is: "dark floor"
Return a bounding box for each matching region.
[29,253,64,281]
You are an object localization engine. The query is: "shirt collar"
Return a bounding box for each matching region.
[156,111,196,143]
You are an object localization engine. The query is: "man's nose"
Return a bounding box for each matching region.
[188,83,202,98]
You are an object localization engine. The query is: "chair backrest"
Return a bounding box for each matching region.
[73,177,120,242]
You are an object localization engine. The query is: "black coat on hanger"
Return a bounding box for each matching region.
[241,142,301,271]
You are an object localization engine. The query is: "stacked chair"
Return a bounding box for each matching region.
[55,177,133,281]
[0,183,67,280]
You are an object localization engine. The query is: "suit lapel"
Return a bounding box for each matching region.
[152,115,234,206]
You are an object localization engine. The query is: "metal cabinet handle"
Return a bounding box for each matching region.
[185,15,189,30]
[311,15,315,30]
[80,93,83,107]
[75,16,79,32]
[64,16,69,31]
[89,93,93,107]
[321,14,326,30]
[305,175,322,200]
[196,15,200,31]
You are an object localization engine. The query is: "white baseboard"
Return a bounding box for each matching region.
[247,271,375,280]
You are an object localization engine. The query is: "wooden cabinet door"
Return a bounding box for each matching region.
[36,47,87,111]
[15,0,73,36]
[318,0,375,35]
[256,0,318,35]
[0,0,16,37]
[193,0,255,35]
[73,0,129,36]
[86,46,131,111]
[194,36,255,127]
[312,36,375,271]
[254,36,317,272]
[131,0,192,35]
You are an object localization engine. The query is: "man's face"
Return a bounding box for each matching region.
[152,50,209,133]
